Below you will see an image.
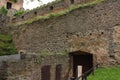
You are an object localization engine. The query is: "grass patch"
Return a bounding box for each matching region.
[88,67,120,80]
[0,34,17,56]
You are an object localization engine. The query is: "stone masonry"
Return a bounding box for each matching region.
[0,53,70,80]
[11,0,120,66]
[12,0,95,23]
[0,0,120,80]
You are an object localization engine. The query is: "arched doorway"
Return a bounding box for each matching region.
[69,51,93,80]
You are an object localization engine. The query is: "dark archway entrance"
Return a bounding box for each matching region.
[70,51,93,79]
[70,0,75,4]
[6,2,12,9]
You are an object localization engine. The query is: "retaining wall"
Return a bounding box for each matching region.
[0,53,70,80]
[11,0,120,66]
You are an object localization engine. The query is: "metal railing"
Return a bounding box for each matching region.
[77,67,94,80]
[70,65,99,80]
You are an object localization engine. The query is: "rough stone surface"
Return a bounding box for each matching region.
[0,54,20,67]
[0,0,23,10]
[12,0,95,23]
[11,0,120,66]
[0,53,70,80]
[0,14,9,33]
[1,0,120,80]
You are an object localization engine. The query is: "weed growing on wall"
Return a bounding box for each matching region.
[57,50,68,56]
[13,10,25,17]
[12,0,17,3]
[0,34,17,56]
[48,13,55,18]
[39,49,56,57]
[0,7,8,15]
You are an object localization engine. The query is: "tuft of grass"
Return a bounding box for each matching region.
[0,34,12,42]
[13,10,25,17]
[88,67,120,80]
[0,34,17,56]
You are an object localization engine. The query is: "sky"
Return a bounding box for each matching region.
[23,0,55,10]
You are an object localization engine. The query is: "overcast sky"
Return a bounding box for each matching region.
[23,0,55,10]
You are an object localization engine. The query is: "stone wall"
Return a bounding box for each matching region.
[12,0,95,23]
[0,14,9,34]
[65,0,95,6]
[0,54,20,80]
[0,54,20,67]
[12,1,66,23]
[0,53,70,80]
[0,0,23,10]
[11,0,120,66]
[0,0,120,79]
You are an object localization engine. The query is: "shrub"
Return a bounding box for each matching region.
[0,34,17,56]
[12,0,17,3]
[0,7,8,15]
[13,10,25,17]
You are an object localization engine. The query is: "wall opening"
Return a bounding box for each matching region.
[6,2,12,9]
[50,6,54,10]
[89,33,92,35]
[41,65,51,80]
[21,16,24,19]
[70,0,74,4]
[101,32,104,34]
[70,51,93,79]
[34,11,37,15]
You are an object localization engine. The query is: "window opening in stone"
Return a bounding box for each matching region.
[21,16,24,19]
[101,32,104,34]
[34,11,37,15]
[70,0,74,4]
[89,33,92,35]
[50,6,54,10]
[6,2,12,9]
